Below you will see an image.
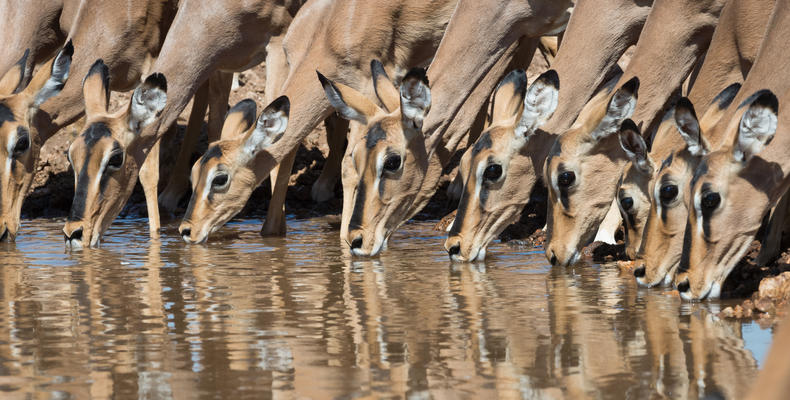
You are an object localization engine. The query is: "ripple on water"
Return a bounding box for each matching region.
[0,217,775,398]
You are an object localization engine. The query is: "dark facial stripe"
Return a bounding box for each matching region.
[659,153,673,173]
[700,182,714,238]
[83,122,112,147]
[679,221,692,273]
[0,104,14,126]
[557,162,570,209]
[98,143,122,193]
[450,190,469,235]
[690,159,708,189]
[183,192,198,221]
[348,179,367,230]
[366,123,387,149]
[201,145,223,166]
[546,141,562,166]
[472,132,492,155]
[68,156,92,222]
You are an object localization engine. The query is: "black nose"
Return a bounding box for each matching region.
[634,265,646,278]
[350,236,363,249]
[67,228,83,241]
[181,228,191,238]
[550,253,558,266]
[677,279,690,293]
[448,244,460,256]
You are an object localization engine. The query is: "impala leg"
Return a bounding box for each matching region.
[311,114,348,202]
[261,147,297,237]
[756,189,790,265]
[207,71,234,143]
[140,138,161,239]
[159,79,210,214]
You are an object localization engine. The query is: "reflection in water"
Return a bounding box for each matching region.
[0,218,772,398]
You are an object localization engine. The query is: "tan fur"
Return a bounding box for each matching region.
[177,0,459,245]
[620,0,773,280]
[676,0,790,300]
[439,0,653,260]
[544,0,727,266]
[0,0,178,243]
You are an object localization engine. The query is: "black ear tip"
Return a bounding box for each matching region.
[228,98,258,124]
[87,59,109,81]
[144,72,167,92]
[622,76,640,93]
[753,89,779,113]
[316,70,331,87]
[370,59,385,74]
[675,97,696,114]
[539,69,560,89]
[62,40,74,57]
[271,95,290,115]
[498,69,527,93]
[403,67,429,86]
[620,118,640,133]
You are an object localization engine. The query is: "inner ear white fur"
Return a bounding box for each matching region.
[128,77,167,134]
[242,107,289,161]
[618,127,652,174]
[592,80,638,140]
[517,72,559,138]
[32,42,73,108]
[735,91,778,162]
[673,99,706,156]
[399,73,431,132]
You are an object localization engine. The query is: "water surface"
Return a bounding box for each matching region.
[0,218,774,399]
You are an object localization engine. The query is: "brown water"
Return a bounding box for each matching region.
[0,218,775,399]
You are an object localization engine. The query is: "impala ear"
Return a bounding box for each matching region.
[241,96,289,162]
[592,76,639,140]
[220,99,257,141]
[517,69,559,139]
[491,69,527,125]
[673,97,708,156]
[399,67,430,133]
[619,119,652,174]
[128,72,167,134]
[83,59,111,115]
[30,41,73,108]
[734,90,778,163]
[318,71,379,124]
[370,60,400,112]
[0,49,29,95]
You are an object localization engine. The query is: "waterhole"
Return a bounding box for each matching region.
[0,218,774,398]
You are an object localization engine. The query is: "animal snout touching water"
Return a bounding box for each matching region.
[5,0,790,397]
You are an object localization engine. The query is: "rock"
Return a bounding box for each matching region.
[720,307,735,318]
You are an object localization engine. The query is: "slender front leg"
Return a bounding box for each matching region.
[159,78,210,213]
[311,114,348,202]
[261,147,297,237]
[140,138,161,239]
[207,71,234,143]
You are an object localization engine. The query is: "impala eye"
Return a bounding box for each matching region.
[12,135,29,157]
[107,151,124,170]
[212,174,229,188]
[483,164,502,182]
[701,191,720,210]
[620,196,634,212]
[659,184,678,205]
[557,171,575,188]
[383,154,401,172]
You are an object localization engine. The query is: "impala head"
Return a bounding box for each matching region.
[63,61,167,249]
[319,61,431,256]
[0,43,72,242]
[675,90,779,300]
[179,96,290,244]
[544,77,639,267]
[616,120,652,260]
[444,69,558,262]
[633,84,739,287]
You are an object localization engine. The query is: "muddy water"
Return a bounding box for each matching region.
[0,218,774,399]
